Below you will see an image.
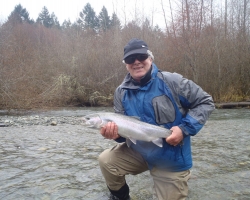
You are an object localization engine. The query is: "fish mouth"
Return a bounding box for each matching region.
[82,113,103,128]
[81,117,87,123]
[81,117,92,127]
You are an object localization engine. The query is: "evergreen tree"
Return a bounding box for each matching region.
[78,3,99,31]
[153,25,162,33]
[8,4,33,24]
[51,12,61,29]
[98,6,111,32]
[110,12,121,29]
[36,6,53,28]
[62,19,72,29]
[142,18,151,30]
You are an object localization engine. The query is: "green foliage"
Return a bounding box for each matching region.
[110,12,121,30]
[78,3,99,31]
[62,19,72,29]
[98,6,111,32]
[37,6,53,28]
[36,6,60,28]
[8,4,33,24]
[50,12,61,29]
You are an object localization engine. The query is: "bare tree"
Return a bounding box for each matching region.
[210,0,214,27]
[185,0,191,32]
[160,0,170,35]
[169,0,177,39]
[225,0,228,36]
[242,0,247,39]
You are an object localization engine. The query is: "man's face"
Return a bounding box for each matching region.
[125,55,153,82]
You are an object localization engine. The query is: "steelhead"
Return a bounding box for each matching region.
[82,112,172,147]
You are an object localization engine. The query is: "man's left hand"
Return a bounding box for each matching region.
[166,126,184,146]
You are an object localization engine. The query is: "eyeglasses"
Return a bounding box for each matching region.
[124,54,148,64]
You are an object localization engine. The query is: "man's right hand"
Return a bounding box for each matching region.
[100,121,120,140]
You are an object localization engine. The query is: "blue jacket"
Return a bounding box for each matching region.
[114,64,215,171]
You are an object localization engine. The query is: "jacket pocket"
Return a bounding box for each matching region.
[152,95,175,124]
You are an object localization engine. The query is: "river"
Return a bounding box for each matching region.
[0,108,250,200]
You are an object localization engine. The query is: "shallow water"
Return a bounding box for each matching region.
[0,108,250,200]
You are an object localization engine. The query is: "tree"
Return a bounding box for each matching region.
[224,0,228,36]
[110,12,121,29]
[160,0,169,35]
[36,6,53,28]
[242,0,248,39]
[51,12,61,29]
[78,3,99,31]
[7,4,33,25]
[142,18,151,29]
[98,6,111,32]
[62,19,72,29]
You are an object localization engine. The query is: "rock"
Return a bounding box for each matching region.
[4,120,13,124]
[0,123,7,127]
[38,147,48,151]
[50,121,57,126]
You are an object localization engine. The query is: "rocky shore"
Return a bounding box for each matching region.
[1,102,249,127]
[0,114,83,127]
[215,101,250,108]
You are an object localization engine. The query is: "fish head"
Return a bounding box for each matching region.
[82,114,103,128]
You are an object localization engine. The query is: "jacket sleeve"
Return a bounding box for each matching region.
[113,86,126,143]
[162,72,215,136]
[113,86,125,114]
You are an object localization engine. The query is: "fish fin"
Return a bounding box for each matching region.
[131,116,141,120]
[152,138,163,147]
[129,138,137,144]
[126,138,136,147]
[126,139,132,147]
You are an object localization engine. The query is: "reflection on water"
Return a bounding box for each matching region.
[0,108,250,200]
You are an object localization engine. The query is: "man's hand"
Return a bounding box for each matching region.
[100,121,120,140]
[166,126,184,146]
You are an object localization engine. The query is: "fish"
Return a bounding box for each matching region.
[82,112,172,148]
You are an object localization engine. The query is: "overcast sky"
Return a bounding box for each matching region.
[0,0,169,28]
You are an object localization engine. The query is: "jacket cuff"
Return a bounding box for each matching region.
[115,136,126,143]
[178,124,189,138]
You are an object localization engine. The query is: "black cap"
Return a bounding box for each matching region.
[123,38,148,59]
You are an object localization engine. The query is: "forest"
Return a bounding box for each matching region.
[0,0,249,109]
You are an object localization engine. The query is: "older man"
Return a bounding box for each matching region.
[98,38,215,200]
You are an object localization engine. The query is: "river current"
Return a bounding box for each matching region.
[0,108,250,200]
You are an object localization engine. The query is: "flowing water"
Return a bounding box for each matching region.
[0,108,250,200]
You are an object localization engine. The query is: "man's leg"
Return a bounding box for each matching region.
[98,143,148,199]
[150,168,191,200]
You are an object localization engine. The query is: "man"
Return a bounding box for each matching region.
[98,38,215,200]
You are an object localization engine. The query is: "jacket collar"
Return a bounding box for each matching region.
[121,63,159,90]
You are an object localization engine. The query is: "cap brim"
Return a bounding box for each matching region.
[123,48,148,59]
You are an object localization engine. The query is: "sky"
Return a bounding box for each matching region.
[0,0,169,28]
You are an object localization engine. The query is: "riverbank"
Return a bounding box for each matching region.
[0,101,249,127]
[215,101,250,108]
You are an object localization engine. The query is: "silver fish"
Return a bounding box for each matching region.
[82,112,172,147]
